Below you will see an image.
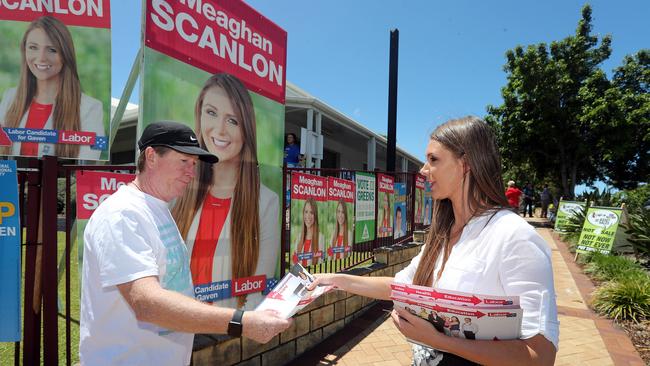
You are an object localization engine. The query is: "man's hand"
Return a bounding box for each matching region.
[242,310,292,344]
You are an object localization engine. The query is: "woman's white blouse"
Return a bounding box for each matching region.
[395,209,560,349]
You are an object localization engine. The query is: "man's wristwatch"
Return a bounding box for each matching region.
[227,309,244,337]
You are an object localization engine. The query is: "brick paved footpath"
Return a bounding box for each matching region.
[289,220,645,366]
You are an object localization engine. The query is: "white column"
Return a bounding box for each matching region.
[305,109,314,168]
[401,156,408,172]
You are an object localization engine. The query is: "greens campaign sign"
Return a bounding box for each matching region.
[290,172,326,266]
[394,183,406,239]
[424,181,432,226]
[354,172,375,243]
[554,200,586,232]
[0,160,20,341]
[0,1,111,160]
[143,0,287,309]
[377,173,394,238]
[326,177,354,260]
[414,175,425,224]
[576,207,622,255]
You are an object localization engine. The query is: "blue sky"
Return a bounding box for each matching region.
[110,1,648,192]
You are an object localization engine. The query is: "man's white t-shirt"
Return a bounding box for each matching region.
[395,209,559,364]
[79,185,194,366]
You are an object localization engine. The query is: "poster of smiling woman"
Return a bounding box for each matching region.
[326,176,355,260]
[290,172,327,267]
[142,0,287,310]
[0,1,111,160]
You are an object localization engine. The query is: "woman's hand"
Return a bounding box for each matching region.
[306,273,340,291]
[391,307,448,350]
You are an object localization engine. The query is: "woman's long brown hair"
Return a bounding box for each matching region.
[331,200,348,248]
[172,73,259,308]
[412,116,510,287]
[1,16,81,158]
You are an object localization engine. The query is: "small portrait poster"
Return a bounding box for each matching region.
[326,177,354,260]
[377,173,394,238]
[290,172,327,267]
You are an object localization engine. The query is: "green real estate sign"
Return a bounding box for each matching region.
[576,207,622,255]
[554,200,586,232]
[355,172,375,243]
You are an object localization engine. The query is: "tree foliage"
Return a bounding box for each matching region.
[486,5,649,197]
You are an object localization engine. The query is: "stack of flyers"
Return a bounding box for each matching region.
[390,283,522,342]
[256,264,334,319]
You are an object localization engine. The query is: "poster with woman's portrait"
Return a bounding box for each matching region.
[290,172,327,267]
[0,3,111,161]
[141,0,287,310]
[424,181,433,226]
[377,173,394,238]
[393,182,406,239]
[326,177,355,261]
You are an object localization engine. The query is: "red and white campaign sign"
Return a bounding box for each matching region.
[145,0,287,103]
[415,175,426,189]
[76,171,134,219]
[0,0,111,28]
[327,177,355,204]
[291,172,327,202]
[377,173,394,194]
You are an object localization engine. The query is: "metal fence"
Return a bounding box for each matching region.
[8,159,427,365]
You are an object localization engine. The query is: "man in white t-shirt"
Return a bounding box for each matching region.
[79,121,291,366]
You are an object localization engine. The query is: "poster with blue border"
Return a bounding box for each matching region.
[0,160,21,342]
[394,183,406,239]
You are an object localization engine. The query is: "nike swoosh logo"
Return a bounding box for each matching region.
[189,136,197,141]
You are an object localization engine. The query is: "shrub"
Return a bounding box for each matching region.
[623,209,650,256]
[592,275,650,322]
[583,253,644,282]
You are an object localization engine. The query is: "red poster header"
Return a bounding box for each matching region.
[415,175,426,189]
[145,0,287,104]
[291,172,327,201]
[76,171,134,219]
[377,174,394,193]
[327,177,355,203]
[0,0,111,28]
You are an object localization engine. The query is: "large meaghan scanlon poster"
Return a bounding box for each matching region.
[142,0,287,310]
[0,1,111,160]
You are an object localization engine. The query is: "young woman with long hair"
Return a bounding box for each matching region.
[328,200,352,260]
[172,73,279,310]
[292,198,324,266]
[0,16,104,159]
[311,117,558,365]
[378,191,392,237]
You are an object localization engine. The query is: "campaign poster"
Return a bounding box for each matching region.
[76,170,135,263]
[0,160,20,341]
[424,181,433,226]
[554,200,586,232]
[290,172,327,267]
[326,177,354,260]
[354,172,375,243]
[394,183,406,239]
[0,2,111,160]
[377,173,394,238]
[142,0,287,309]
[576,207,622,255]
[414,175,425,224]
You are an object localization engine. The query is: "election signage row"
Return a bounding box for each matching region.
[576,206,622,255]
[424,181,432,226]
[0,0,112,161]
[553,200,586,232]
[0,160,20,342]
[290,172,355,266]
[141,0,287,310]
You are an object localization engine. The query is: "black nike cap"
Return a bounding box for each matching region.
[138,121,218,164]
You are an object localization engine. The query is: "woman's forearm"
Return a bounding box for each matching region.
[330,274,393,300]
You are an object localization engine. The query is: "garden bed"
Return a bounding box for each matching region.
[619,319,650,364]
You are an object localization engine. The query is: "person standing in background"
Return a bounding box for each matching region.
[522,182,535,218]
[284,133,301,167]
[540,184,552,218]
[505,180,522,210]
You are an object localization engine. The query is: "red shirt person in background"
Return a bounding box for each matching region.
[505,180,523,209]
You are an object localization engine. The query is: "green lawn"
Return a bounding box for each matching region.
[0,231,81,365]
